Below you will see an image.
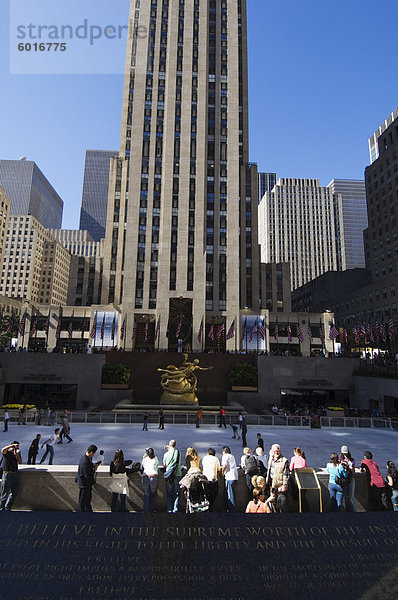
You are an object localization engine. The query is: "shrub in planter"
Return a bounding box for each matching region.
[101,363,131,385]
[229,363,258,388]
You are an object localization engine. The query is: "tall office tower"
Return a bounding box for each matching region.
[0,159,63,229]
[258,172,276,203]
[363,112,398,321]
[79,150,117,241]
[101,0,259,350]
[0,186,11,270]
[327,179,367,269]
[0,215,70,304]
[50,229,103,305]
[258,178,346,291]
[368,107,398,164]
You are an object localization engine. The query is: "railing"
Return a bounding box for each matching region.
[320,416,398,431]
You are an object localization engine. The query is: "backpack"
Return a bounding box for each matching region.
[335,465,350,487]
[245,454,260,476]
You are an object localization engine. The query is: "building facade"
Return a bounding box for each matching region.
[368,107,398,164]
[79,150,117,241]
[0,186,11,271]
[258,177,346,291]
[100,0,259,350]
[0,215,70,305]
[0,159,63,229]
[327,179,367,269]
[258,171,277,203]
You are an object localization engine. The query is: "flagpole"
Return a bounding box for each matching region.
[124,315,127,351]
[235,315,237,353]
[202,316,204,353]
[157,315,160,352]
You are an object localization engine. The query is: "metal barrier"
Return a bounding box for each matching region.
[320,416,398,430]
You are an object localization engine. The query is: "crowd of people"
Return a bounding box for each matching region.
[2,431,397,513]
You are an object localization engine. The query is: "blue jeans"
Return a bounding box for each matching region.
[142,475,158,512]
[40,444,54,465]
[343,477,357,512]
[0,472,19,510]
[392,489,398,511]
[111,493,127,512]
[329,482,344,511]
[225,479,237,512]
[166,476,181,512]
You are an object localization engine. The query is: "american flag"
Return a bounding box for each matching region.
[241,317,247,343]
[132,321,137,340]
[360,323,367,341]
[90,313,97,339]
[375,321,380,342]
[154,317,160,341]
[30,317,37,337]
[319,323,325,346]
[111,314,116,341]
[198,317,204,343]
[287,323,292,343]
[44,313,50,335]
[68,317,73,340]
[6,316,14,334]
[367,323,374,343]
[329,323,339,340]
[381,323,387,343]
[389,318,395,341]
[18,313,26,336]
[353,325,360,345]
[120,317,126,341]
[259,318,266,341]
[208,324,215,341]
[249,319,258,342]
[297,322,304,343]
[226,319,235,340]
[175,317,182,339]
[100,314,105,340]
[274,319,279,342]
[217,322,225,339]
[307,320,313,341]
[144,320,149,342]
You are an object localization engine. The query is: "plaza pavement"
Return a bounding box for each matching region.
[2,420,398,474]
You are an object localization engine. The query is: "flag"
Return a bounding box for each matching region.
[381,322,387,343]
[274,319,279,342]
[144,320,149,342]
[120,316,126,341]
[30,317,37,337]
[132,321,137,340]
[367,323,374,343]
[375,321,380,342]
[353,325,360,345]
[259,318,266,341]
[217,322,225,340]
[329,323,339,340]
[241,317,247,343]
[287,323,292,343]
[18,312,26,336]
[198,317,204,343]
[319,323,325,346]
[90,313,97,339]
[68,315,73,340]
[226,319,235,340]
[55,316,61,340]
[6,316,14,334]
[208,324,214,341]
[100,314,105,340]
[176,317,182,339]
[389,318,394,341]
[339,328,344,344]
[360,323,367,341]
[249,319,258,342]
[155,317,160,341]
[111,314,116,341]
[343,328,348,344]
[297,322,304,343]
[307,320,313,342]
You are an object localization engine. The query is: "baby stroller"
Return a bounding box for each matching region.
[179,470,210,513]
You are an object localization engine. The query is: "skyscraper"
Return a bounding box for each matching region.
[258,178,345,290]
[0,159,63,229]
[327,179,367,269]
[101,0,259,350]
[79,150,117,241]
[258,171,277,203]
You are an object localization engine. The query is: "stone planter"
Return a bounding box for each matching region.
[231,386,258,392]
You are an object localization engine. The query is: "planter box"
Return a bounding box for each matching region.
[231,386,258,392]
[101,384,129,389]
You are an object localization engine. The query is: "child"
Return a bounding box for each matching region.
[231,422,241,440]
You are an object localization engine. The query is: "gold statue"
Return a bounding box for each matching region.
[157,354,213,404]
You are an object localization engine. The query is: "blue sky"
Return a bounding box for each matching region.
[0,0,397,230]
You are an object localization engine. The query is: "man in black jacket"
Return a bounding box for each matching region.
[0,441,22,511]
[76,445,98,512]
